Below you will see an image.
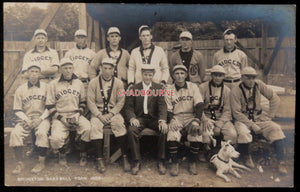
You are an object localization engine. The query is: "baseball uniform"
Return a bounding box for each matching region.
[128,44,169,85]
[213,46,248,89]
[46,74,91,150]
[231,79,285,144]
[10,80,50,148]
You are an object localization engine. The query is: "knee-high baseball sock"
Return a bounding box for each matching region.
[213,133,224,147]
[190,142,200,162]
[80,140,88,154]
[237,143,250,157]
[92,139,103,158]
[37,147,47,157]
[116,135,127,156]
[273,139,285,162]
[168,141,179,163]
[13,146,23,162]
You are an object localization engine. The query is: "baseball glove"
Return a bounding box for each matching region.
[19,120,31,131]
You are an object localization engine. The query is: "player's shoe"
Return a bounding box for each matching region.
[244,154,255,169]
[278,161,288,175]
[96,158,106,173]
[198,152,207,162]
[170,163,179,176]
[31,156,46,173]
[59,153,67,166]
[157,161,167,175]
[188,162,198,175]
[12,161,24,175]
[122,155,130,172]
[79,153,87,167]
[131,161,141,175]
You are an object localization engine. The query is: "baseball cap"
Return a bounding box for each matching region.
[60,58,73,67]
[173,65,188,74]
[101,58,116,67]
[211,65,226,74]
[241,67,258,76]
[223,28,235,36]
[141,64,155,72]
[107,27,121,35]
[179,31,192,40]
[34,29,47,37]
[74,29,87,37]
[138,25,150,35]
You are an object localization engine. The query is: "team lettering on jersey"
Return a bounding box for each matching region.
[22,95,46,106]
[55,89,80,100]
[171,96,193,106]
[69,55,93,64]
[218,59,241,68]
[31,56,52,62]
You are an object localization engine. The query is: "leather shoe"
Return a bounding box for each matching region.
[80,153,87,167]
[188,162,198,175]
[244,154,255,169]
[96,158,106,173]
[122,155,131,172]
[170,163,179,176]
[131,161,141,175]
[157,161,167,175]
[278,161,288,175]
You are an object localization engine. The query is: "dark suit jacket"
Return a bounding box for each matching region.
[124,82,167,123]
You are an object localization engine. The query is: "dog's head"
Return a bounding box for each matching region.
[220,140,240,159]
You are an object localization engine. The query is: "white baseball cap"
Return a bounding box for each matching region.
[60,58,73,67]
[34,29,47,37]
[138,25,150,35]
[74,29,87,37]
[241,67,258,76]
[211,65,226,74]
[107,27,121,35]
[173,65,188,74]
[141,64,155,72]
[179,31,192,40]
[101,58,116,67]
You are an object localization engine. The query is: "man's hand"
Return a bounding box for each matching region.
[158,121,168,134]
[20,119,32,131]
[30,118,43,129]
[203,119,215,133]
[60,116,71,127]
[168,118,182,132]
[130,118,140,127]
[102,113,113,125]
[251,123,262,134]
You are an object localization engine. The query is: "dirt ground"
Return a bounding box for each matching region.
[4,122,294,188]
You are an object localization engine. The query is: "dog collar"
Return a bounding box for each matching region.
[217,155,229,164]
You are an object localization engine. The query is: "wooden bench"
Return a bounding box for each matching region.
[103,125,158,163]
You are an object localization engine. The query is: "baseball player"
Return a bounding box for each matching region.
[231,67,287,175]
[213,29,248,89]
[165,65,205,176]
[127,25,169,87]
[169,31,206,85]
[125,64,168,175]
[64,29,96,91]
[87,58,129,173]
[9,65,50,174]
[46,58,91,167]
[198,65,237,161]
[89,27,130,88]
[22,29,59,83]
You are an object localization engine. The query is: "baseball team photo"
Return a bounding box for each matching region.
[3,3,295,188]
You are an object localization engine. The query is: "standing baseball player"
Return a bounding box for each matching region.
[10,64,50,174]
[87,58,129,173]
[213,29,248,89]
[165,65,205,176]
[127,25,169,88]
[169,31,206,85]
[46,58,91,167]
[125,64,168,175]
[22,29,59,83]
[198,65,237,161]
[89,27,130,88]
[231,67,287,175]
[64,29,96,91]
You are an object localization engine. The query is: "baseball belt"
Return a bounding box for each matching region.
[223,78,240,83]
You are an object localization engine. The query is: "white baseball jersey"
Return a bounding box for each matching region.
[22,46,59,77]
[14,81,47,117]
[165,81,203,115]
[64,45,95,80]
[213,47,248,80]
[46,75,85,113]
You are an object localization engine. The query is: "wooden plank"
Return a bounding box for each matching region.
[86,14,93,49]
[235,41,263,69]
[78,3,87,31]
[93,20,100,52]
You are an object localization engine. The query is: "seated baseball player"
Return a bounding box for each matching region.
[165,65,205,176]
[125,64,168,175]
[87,57,129,173]
[198,65,237,160]
[10,65,50,174]
[46,58,91,167]
[231,67,288,175]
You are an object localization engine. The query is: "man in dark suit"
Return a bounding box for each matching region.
[125,64,168,175]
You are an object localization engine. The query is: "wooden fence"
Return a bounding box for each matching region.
[3,37,295,114]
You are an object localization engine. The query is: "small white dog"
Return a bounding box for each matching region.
[210,140,251,182]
